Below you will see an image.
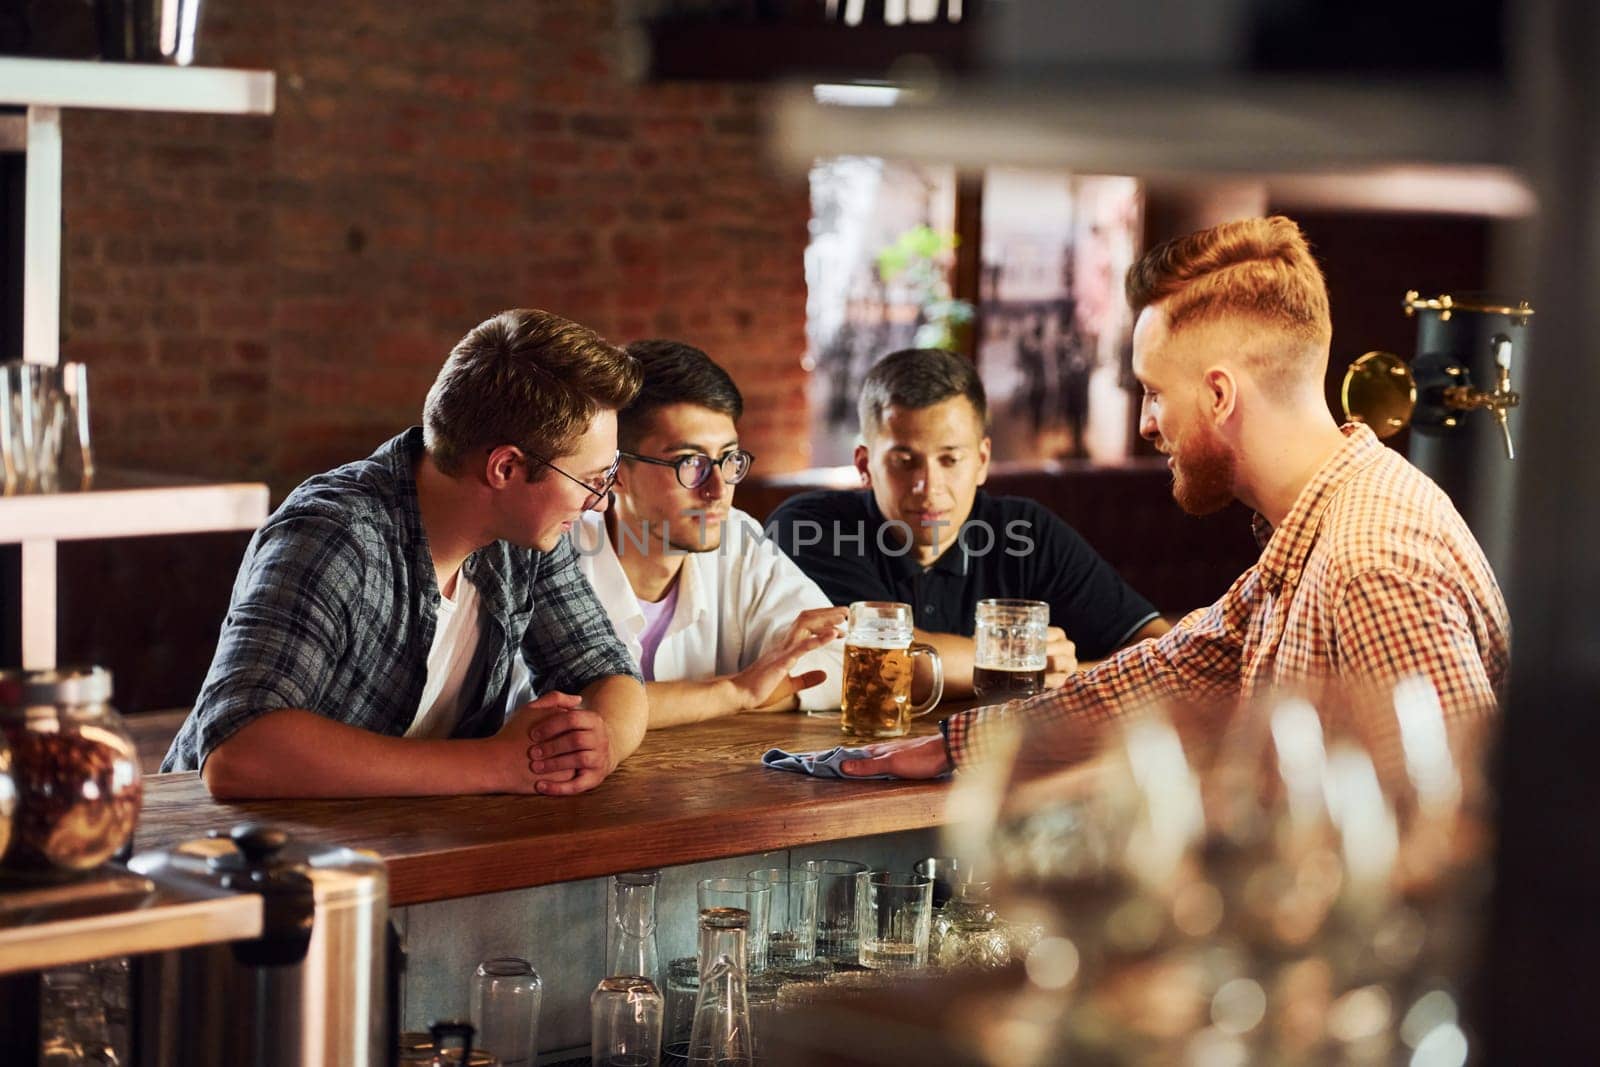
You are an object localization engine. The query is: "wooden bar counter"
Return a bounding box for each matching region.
[134,713,952,907]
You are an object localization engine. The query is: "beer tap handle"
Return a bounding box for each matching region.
[1495,407,1515,461]
[1493,335,1513,374]
[1490,334,1518,460]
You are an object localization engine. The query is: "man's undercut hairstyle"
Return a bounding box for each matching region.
[1125,216,1333,390]
[424,309,641,476]
[858,347,988,438]
[618,339,744,451]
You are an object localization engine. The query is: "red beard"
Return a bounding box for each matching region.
[1170,425,1237,516]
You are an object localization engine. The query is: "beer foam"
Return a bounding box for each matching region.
[846,634,912,650]
[975,655,1048,671]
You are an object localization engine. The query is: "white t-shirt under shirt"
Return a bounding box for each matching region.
[406,571,482,738]
[633,580,682,682]
[572,508,843,710]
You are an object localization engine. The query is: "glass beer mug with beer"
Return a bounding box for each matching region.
[840,602,943,738]
[972,599,1049,702]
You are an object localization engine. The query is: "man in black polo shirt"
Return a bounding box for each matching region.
[769,348,1167,696]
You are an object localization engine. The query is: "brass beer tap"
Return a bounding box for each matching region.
[1440,334,1521,459]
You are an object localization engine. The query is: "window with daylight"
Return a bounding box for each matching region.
[804,159,1143,468]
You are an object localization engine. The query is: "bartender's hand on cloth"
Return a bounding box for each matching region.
[495,691,617,795]
[742,606,848,712]
[1044,627,1078,688]
[839,735,953,779]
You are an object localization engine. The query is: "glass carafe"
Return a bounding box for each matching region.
[687,907,753,1067]
[607,871,661,991]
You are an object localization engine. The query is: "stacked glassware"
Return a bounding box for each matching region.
[931,675,1493,1066]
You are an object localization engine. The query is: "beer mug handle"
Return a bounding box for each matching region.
[906,642,944,719]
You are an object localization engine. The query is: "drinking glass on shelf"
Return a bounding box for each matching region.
[662,956,699,1058]
[19,362,62,493]
[697,876,771,973]
[0,363,19,494]
[63,361,94,488]
[686,907,753,1067]
[745,971,783,1064]
[913,856,969,909]
[840,601,943,739]
[471,957,541,1067]
[591,975,663,1067]
[859,871,934,971]
[0,361,92,494]
[804,859,870,963]
[746,867,818,967]
[972,599,1049,703]
[0,362,43,494]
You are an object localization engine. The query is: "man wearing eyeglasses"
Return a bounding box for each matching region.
[565,340,847,726]
[162,309,651,799]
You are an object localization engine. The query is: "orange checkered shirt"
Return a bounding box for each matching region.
[945,424,1511,768]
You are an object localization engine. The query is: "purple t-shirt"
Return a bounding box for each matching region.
[634,581,681,682]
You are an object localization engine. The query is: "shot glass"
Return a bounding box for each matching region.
[859,872,934,971]
[804,859,870,964]
[746,867,818,967]
[697,876,772,973]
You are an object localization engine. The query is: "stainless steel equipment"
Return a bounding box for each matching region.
[128,823,388,1067]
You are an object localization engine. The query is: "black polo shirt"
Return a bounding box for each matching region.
[767,489,1158,660]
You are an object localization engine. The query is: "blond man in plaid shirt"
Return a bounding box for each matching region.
[842,216,1510,779]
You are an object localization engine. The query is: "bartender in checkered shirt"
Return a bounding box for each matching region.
[841,216,1510,780]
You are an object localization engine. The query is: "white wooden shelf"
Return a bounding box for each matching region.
[0,867,262,975]
[0,57,274,115]
[1,471,268,544]
[2,59,275,671]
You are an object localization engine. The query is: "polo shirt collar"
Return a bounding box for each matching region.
[869,490,978,580]
[1255,423,1386,588]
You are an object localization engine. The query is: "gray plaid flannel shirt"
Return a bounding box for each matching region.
[162,428,639,772]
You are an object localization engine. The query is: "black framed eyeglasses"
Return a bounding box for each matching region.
[527,451,621,511]
[620,449,755,489]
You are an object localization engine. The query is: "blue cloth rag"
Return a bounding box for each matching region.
[761,746,952,780]
[761,746,896,779]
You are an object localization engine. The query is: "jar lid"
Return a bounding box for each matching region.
[0,666,113,708]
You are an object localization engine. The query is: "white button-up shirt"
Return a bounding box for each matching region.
[572,508,844,711]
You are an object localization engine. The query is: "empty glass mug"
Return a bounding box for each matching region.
[840,602,943,739]
[972,599,1049,702]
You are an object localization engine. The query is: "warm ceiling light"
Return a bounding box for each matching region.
[812,83,904,108]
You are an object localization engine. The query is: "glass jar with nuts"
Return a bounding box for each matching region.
[0,667,142,880]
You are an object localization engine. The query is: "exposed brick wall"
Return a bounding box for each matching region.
[59,0,813,498]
